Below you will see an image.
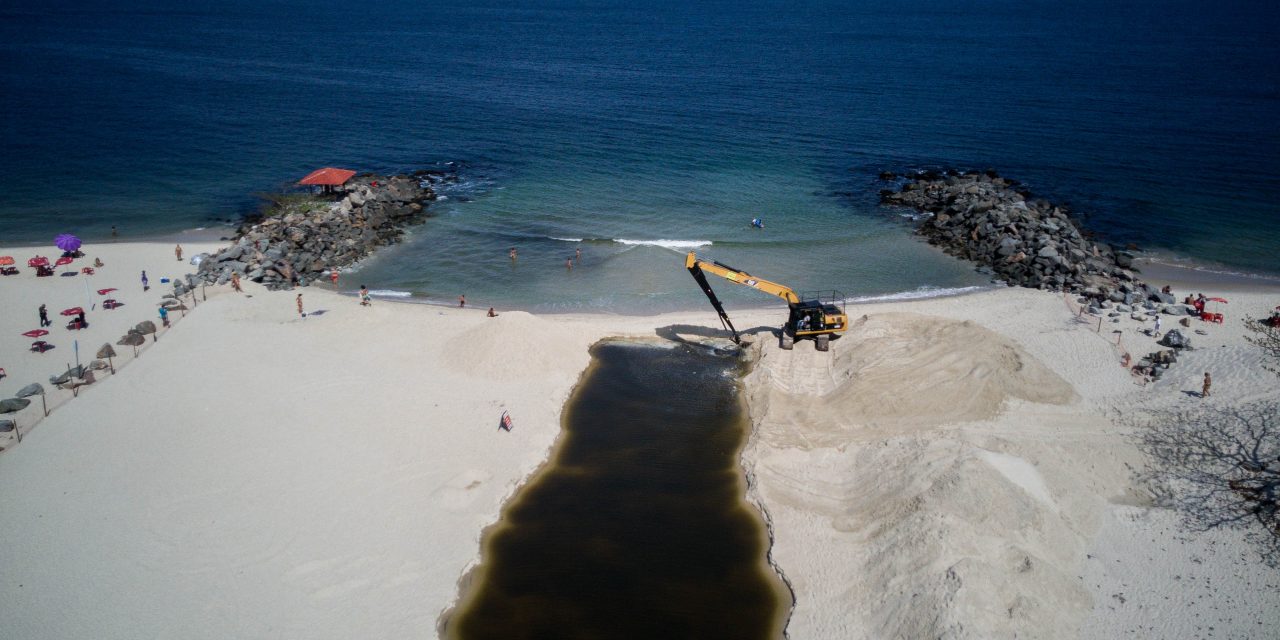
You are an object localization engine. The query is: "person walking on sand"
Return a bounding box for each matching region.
[459,294,466,308]
[1153,315,1162,338]
[1202,372,1212,398]
[231,271,242,292]
[175,244,183,262]
[38,304,50,327]
[141,270,149,291]
[359,285,371,306]
[158,305,169,328]
[296,293,305,319]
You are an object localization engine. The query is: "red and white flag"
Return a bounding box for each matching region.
[499,411,514,432]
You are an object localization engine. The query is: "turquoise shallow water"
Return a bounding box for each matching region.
[2,0,1277,310]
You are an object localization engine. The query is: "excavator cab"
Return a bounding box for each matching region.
[784,291,847,351]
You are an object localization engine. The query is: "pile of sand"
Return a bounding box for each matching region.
[441,311,590,382]
[751,312,1075,447]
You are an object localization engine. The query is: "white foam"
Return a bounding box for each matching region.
[615,239,712,249]
[550,236,584,242]
[846,285,989,304]
[367,289,413,298]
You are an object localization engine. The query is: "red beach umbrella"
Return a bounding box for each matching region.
[60,307,84,316]
[28,257,49,267]
[55,256,74,267]
[1206,297,1228,303]
[22,329,49,338]
[0,256,14,266]
[97,288,117,295]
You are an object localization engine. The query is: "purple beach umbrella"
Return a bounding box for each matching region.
[55,234,82,254]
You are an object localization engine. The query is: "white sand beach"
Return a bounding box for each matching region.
[1,240,1278,639]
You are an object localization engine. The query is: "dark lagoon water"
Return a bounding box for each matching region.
[2,0,1278,310]
[444,341,787,639]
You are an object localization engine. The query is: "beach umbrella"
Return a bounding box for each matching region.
[96,343,117,373]
[22,329,48,339]
[49,366,84,386]
[55,234,82,254]
[16,383,47,417]
[60,307,84,317]
[97,288,117,295]
[0,256,13,266]
[28,256,48,267]
[135,321,157,342]
[89,359,109,371]
[0,398,31,440]
[117,331,145,356]
[55,256,74,267]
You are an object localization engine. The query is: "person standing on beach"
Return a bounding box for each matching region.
[111,225,118,239]
[158,305,169,328]
[38,304,50,327]
[1153,316,1162,338]
[175,244,183,262]
[1202,372,1212,398]
[141,270,149,291]
[359,285,371,306]
[296,293,305,319]
[330,269,340,289]
[230,271,242,292]
[459,294,466,308]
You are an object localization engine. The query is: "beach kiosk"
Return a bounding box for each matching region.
[298,167,356,194]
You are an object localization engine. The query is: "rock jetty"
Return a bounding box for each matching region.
[881,169,1141,297]
[190,172,441,291]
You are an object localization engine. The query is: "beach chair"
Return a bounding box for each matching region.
[66,319,86,331]
[30,341,51,353]
[35,265,54,277]
[103,299,120,310]
[0,266,17,276]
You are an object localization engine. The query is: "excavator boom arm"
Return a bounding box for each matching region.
[684,252,800,304]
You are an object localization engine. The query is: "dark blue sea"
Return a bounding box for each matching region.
[2,0,1278,311]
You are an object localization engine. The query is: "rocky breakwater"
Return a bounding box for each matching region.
[881,169,1142,297]
[192,173,437,291]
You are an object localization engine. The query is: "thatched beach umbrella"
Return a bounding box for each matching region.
[136,321,157,342]
[89,359,109,371]
[49,366,84,387]
[0,398,31,443]
[96,343,117,373]
[117,331,146,356]
[16,382,46,417]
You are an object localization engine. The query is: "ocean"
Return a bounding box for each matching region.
[2,0,1277,312]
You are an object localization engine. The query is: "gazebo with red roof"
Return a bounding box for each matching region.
[299,167,356,193]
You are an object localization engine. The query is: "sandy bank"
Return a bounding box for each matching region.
[1,240,1277,638]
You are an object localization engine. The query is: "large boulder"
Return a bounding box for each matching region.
[1159,329,1192,349]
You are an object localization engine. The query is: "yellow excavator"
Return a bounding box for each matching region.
[684,251,848,351]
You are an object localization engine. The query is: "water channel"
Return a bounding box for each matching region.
[443,340,788,639]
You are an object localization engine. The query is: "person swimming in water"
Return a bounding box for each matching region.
[751,217,765,229]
